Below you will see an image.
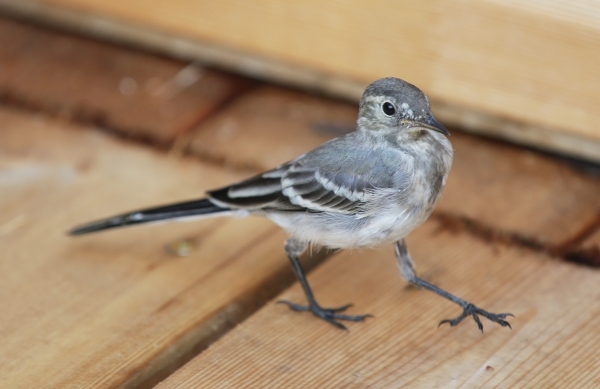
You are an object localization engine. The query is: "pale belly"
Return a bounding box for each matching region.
[267,203,433,249]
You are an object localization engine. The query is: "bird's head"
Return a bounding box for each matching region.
[358,77,449,136]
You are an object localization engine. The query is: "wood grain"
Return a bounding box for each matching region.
[567,224,600,267]
[0,17,598,386]
[0,17,253,145]
[0,109,318,388]
[582,230,600,252]
[188,86,358,171]
[187,86,600,246]
[439,135,600,246]
[156,219,600,389]
[1,0,600,162]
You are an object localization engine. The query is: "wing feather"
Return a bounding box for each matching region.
[208,132,408,214]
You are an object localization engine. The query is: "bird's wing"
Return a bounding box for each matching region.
[207,165,302,211]
[208,134,407,214]
[208,163,365,214]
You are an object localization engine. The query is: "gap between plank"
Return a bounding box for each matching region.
[0,82,258,152]
[124,244,333,389]
[433,211,600,267]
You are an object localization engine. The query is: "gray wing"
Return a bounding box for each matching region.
[207,165,303,211]
[208,133,409,214]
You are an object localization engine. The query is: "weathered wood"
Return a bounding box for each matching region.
[156,219,600,389]
[582,230,600,252]
[567,223,600,267]
[0,109,318,388]
[1,0,600,162]
[188,86,357,171]
[0,17,253,145]
[187,86,600,247]
[439,135,600,246]
[0,17,598,386]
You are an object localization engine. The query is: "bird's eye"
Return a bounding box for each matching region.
[382,102,396,116]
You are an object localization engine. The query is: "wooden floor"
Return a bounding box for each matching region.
[1,17,600,389]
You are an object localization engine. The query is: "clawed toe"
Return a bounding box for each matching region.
[438,303,514,332]
[277,300,372,330]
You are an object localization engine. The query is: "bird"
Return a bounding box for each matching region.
[70,77,513,331]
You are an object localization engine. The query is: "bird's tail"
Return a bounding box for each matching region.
[69,198,229,236]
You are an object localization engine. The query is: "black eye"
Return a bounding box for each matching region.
[382,102,396,116]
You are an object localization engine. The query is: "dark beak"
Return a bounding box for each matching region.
[402,116,450,136]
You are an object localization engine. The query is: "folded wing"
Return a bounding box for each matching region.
[209,150,404,216]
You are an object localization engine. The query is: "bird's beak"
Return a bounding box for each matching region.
[402,116,450,136]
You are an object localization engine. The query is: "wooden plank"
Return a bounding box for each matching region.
[0,109,323,388]
[581,230,600,253]
[188,86,357,171]
[438,135,600,246]
[1,1,600,162]
[155,219,600,389]
[0,17,253,145]
[566,225,600,267]
[187,85,600,246]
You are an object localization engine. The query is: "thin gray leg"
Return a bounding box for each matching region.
[395,239,513,332]
[277,238,372,330]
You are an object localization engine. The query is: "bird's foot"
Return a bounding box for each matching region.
[277,300,372,331]
[439,302,514,332]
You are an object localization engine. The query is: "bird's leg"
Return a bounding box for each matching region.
[278,239,372,330]
[394,239,513,332]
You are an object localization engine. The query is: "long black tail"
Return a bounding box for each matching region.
[69,198,229,236]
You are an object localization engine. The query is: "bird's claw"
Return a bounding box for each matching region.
[277,300,372,331]
[438,303,514,332]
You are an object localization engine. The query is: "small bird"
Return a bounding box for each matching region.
[70,77,513,331]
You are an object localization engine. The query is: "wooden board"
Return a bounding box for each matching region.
[1,18,599,386]
[568,226,600,267]
[438,135,600,247]
[1,0,600,162]
[186,86,600,247]
[155,219,600,389]
[0,109,324,388]
[0,17,253,145]
[188,86,358,171]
